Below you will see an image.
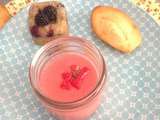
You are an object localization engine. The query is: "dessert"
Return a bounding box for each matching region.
[28,1,68,45]
[0,4,10,29]
[29,36,106,120]
[39,52,97,102]
[91,6,142,53]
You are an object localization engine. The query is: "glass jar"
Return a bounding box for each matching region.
[29,36,106,120]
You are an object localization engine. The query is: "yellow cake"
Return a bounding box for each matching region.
[91,6,142,53]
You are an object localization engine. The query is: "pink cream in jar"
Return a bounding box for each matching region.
[29,36,106,120]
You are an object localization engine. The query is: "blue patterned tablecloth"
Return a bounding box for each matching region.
[0,0,160,120]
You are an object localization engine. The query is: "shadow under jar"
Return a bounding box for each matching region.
[29,36,107,120]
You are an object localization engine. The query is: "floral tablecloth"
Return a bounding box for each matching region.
[132,0,160,25]
[1,0,160,25]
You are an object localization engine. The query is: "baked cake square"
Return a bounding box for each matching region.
[28,1,68,45]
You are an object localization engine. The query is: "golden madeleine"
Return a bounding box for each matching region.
[91,6,142,53]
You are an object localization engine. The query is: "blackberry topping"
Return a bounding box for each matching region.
[43,6,57,23]
[30,26,39,37]
[35,10,49,26]
[47,29,54,37]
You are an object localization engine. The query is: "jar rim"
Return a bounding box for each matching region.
[29,36,106,110]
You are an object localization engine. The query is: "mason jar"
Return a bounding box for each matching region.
[29,36,106,120]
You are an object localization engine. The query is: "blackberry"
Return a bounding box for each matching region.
[35,10,49,26]
[30,25,39,37]
[43,6,57,23]
[47,29,54,37]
